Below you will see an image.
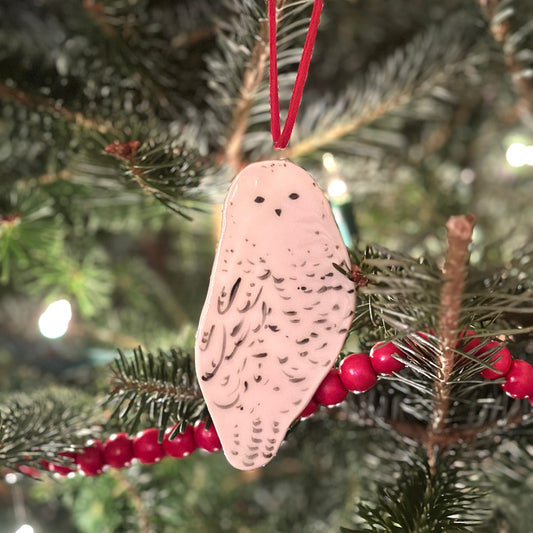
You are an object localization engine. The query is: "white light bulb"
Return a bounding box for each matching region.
[506,143,527,167]
[322,152,337,172]
[4,472,18,485]
[38,299,72,339]
[14,525,34,533]
[327,178,347,198]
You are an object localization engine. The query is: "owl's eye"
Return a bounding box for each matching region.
[289,193,299,200]
[254,196,265,203]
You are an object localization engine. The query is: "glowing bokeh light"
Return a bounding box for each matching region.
[327,178,348,198]
[506,142,533,167]
[4,473,18,484]
[322,152,337,172]
[38,299,72,339]
[14,525,34,533]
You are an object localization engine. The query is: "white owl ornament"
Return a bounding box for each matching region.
[195,160,355,470]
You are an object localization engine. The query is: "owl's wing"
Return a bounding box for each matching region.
[196,267,268,410]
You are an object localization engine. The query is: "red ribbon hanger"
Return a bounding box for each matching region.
[268,0,323,150]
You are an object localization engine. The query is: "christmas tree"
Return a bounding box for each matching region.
[1,0,532,531]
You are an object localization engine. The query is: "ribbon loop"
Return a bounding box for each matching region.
[269,0,323,150]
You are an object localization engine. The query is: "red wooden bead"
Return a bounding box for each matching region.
[76,440,105,476]
[339,353,377,393]
[298,398,319,419]
[193,420,222,452]
[163,425,197,459]
[103,433,133,469]
[17,465,42,479]
[132,428,165,464]
[406,329,435,348]
[456,330,481,354]
[369,341,405,374]
[501,359,533,399]
[477,341,512,380]
[313,368,348,406]
[44,452,76,476]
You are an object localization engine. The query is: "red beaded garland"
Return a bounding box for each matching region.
[298,398,319,419]
[103,432,134,469]
[477,341,513,380]
[500,359,533,399]
[313,368,348,406]
[162,425,197,459]
[339,353,377,393]
[193,420,222,452]
[369,341,405,374]
[132,428,165,464]
[76,440,105,476]
[26,336,533,480]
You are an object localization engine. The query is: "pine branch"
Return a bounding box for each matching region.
[171,24,220,49]
[0,83,115,135]
[0,184,65,285]
[81,0,214,122]
[103,138,209,219]
[428,216,474,469]
[352,246,443,336]
[205,0,265,147]
[342,452,488,533]
[0,388,102,471]
[223,1,277,170]
[352,239,532,351]
[286,11,482,159]
[479,0,533,112]
[346,225,532,451]
[462,242,533,330]
[106,347,206,436]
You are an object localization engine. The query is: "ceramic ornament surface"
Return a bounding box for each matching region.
[195,159,355,470]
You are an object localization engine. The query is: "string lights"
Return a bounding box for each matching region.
[37,299,72,339]
[322,152,358,246]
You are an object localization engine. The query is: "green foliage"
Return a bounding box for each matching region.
[0,388,102,471]
[293,8,485,158]
[352,245,443,336]
[106,347,206,436]
[342,453,488,533]
[352,244,532,348]
[26,245,114,319]
[481,432,533,532]
[32,472,139,533]
[0,184,64,284]
[107,137,210,219]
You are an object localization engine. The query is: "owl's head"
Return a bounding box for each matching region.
[225,160,329,225]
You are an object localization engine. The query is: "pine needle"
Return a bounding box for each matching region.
[106,347,206,436]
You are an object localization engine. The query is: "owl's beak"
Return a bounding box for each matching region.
[275,209,282,217]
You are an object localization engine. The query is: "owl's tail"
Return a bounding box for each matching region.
[232,416,283,470]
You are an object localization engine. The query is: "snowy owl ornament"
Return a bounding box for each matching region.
[195,160,355,470]
[195,0,354,470]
